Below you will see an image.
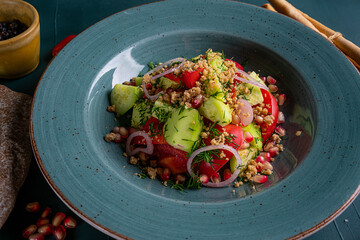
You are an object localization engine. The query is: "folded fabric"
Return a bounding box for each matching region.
[0,85,32,229]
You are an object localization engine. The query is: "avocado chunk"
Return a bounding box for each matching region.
[164,107,203,153]
[110,84,141,115]
[242,122,263,150]
[131,101,152,128]
[151,99,174,123]
[230,147,258,173]
[199,97,232,127]
[160,76,180,90]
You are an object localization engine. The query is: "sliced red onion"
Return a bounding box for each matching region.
[126,131,154,156]
[186,145,242,188]
[150,62,185,80]
[142,81,163,101]
[236,98,254,127]
[234,70,269,91]
[145,57,187,76]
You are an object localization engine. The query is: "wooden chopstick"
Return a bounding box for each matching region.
[262,1,360,71]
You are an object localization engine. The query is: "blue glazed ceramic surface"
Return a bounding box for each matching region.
[31,0,360,239]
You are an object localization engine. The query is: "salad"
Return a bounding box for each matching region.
[105,49,286,189]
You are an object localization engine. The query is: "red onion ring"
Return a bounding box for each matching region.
[126,131,154,156]
[142,81,163,101]
[145,57,187,76]
[234,70,269,91]
[150,62,185,80]
[236,98,254,127]
[186,145,242,188]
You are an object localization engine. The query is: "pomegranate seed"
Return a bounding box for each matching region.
[145,83,152,89]
[40,207,52,218]
[174,174,186,184]
[25,202,41,213]
[53,225,66,240]
[191,94,203,108]
[268,84,278,93]
[255,115,264,124]
[263,161,273,170]
[260,76,266,82]
[263,141,275,152]
[166,87,174,95]
[112,126,120,133]
[199,174,209,184]
[277,111,285,123]
[160,168,171,181]
[155,88,163,94]
[130,81,136,86]
[255,155,266,163]
[36,218,49,227]
[240,141,250,149]
[119,127,128,138]
[38,224,54,235]
[244,131,253,143]
[22,224,37,238]
[275,125,286,137]
[52,212,66,227]
[266,76,277,85]
[28,233,45,240]
[259,152,271,161]
[211,172,221,183]
[252,175,268,183]
[223,169,232,180]
[142,93,146,99]
[278,93,286,106]
[63,216,77,229]
[268,146,279,157]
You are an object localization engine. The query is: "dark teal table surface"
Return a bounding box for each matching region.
[1,0,360,239]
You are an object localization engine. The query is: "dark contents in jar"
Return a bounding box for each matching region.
[0,19,28,41]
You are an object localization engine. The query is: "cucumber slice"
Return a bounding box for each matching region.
[230,147,258,173]
[164,107,203,153]
[110,84,141,115]
[131,101,152,128]
[199,97,232,127]
[151,99,174,123]
[160,77,180,90]
[205,78,225,101]
[135,77,143,86]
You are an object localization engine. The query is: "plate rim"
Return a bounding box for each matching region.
[29,0,360,239]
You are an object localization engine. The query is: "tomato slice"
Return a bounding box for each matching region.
[260,89,279,142]
[132,117,166,145]
[153,144,188,174]
[181,68,203,89]
[198,124,244,178]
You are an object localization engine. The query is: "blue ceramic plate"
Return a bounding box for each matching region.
[31,0,360,239]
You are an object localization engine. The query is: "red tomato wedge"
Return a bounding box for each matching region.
[164,68,203,89]
[153,144,188,174]
[198,124,244,178]
[260,89,279,142]
[181,68,203,89]
[132,117,166,145]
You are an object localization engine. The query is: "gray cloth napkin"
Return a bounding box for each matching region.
[0,85,32,229]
